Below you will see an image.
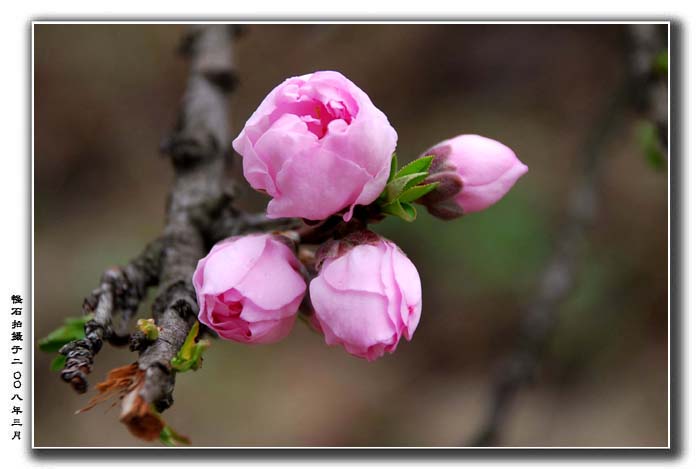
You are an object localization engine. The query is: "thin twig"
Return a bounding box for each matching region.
[469,81,631,448]
[628,24,668,152]
[60,237,164,392]
[467,25,668,446]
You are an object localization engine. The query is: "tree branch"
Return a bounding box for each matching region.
[60,25,242,440]
[60,237,164,392]
[129,24,240,419]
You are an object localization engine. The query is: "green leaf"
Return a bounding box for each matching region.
[379,154,434,204]
[385,172,429,201]
[38,315,93,352]
[150,404,191,446]
[398,182,439,203]
[171,322,210,372]
[179,321,199,361]
[137,318,160,341]
[389,153,398,180]
[159,425,191,447]
[395,155,434,179]
[380,154,399,200]
[381,200,418,222]
[400,202,417,222]
[50,355,67,372]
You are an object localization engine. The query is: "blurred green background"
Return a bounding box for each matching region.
[33,24,667,447]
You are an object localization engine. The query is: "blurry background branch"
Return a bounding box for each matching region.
[628,24,668,154]
[470,87,624,446]
[470,24,668,446]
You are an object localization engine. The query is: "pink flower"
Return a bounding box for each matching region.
[309,231,421,361]
[418,135,528,219]
[193,234,306,344]
[232,71,398,221]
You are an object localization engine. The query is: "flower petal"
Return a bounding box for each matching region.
[310,275,395,351]
[199,235,267,295]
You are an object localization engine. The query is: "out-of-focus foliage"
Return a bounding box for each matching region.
[637,120,667,171]
[654,50,668,76]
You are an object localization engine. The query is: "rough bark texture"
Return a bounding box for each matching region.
[60,25,241,420]
[60,238,164,392]
[135,24,240,413]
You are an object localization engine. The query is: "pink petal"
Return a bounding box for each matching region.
[235,236,307,311]
[266,147,372,220]
[321,244,385,295]
[200,235,267,295]
[310,275,395,350]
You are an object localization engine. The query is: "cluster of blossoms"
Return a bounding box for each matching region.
[193,71,528,361]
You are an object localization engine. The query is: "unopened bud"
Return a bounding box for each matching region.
[417,135,528,220]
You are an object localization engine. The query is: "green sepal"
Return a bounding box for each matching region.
[171,321,210,372]
[381,200,418,222]
[398,182,439,203]
[39,314,93,353]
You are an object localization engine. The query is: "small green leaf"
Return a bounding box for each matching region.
[400,202,417,222]
[381,200,418,222]
[395,155,434,179]
[137,318,160,341]
[398,182,439,203]
[38,315,93,353]
[50,355,67,372]
[151,404,191,446]
[389,153,398,180]
[181,322,199,360]
[171,322,210,372]
[378,154,434,204]
[385,172,429,201]
[159,425,192,446]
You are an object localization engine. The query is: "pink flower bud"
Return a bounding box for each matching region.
[418,135,528,219]
[232,71,398,221]
[193,233,306,344]
[309,231,422,361]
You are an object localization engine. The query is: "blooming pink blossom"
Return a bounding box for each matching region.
[419,134,528,219]
[232,71,397,221]
[309,231,421,361]
[193,234,306,344]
